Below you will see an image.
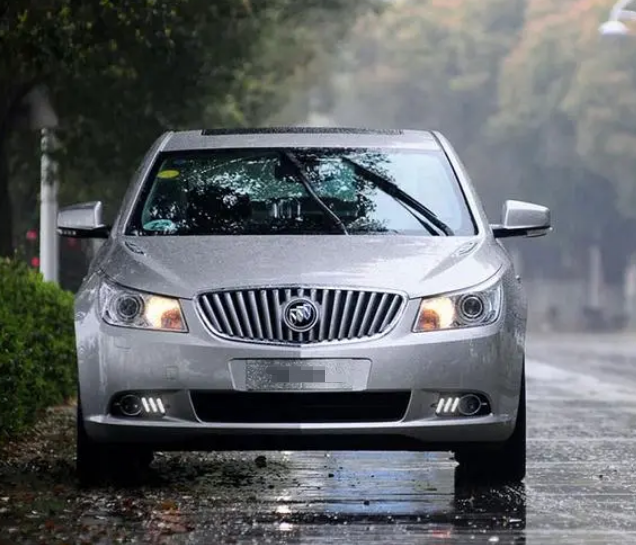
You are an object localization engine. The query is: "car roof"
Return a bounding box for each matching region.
[161,127,442,152]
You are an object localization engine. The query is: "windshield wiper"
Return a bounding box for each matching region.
[280,151,349,235]
[342,157,454,236]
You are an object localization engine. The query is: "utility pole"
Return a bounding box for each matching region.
[40,128,59,283]
[588,242,603,310]
[24,85,59,283]
[625,255,636,329]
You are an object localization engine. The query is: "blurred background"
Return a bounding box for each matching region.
[3,0,636,334]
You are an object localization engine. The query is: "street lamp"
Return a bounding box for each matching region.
[599,0,636,36]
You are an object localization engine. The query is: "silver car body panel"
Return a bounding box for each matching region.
[74,128,527,451]
[100,236,497,299]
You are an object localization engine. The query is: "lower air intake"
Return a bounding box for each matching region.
[191,391,411,424]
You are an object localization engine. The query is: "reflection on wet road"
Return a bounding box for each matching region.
[3,333,636,544]
[175,457,527,544]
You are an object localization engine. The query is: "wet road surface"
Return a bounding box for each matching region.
[2,333,636,544]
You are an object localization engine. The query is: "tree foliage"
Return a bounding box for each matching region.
[321,0,636,282]
[491,0,636,281]
[0,259,76,439]
[493,0,636,215]
[2,0,372,257]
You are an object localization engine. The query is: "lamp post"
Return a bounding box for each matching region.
[599,0,636,36]
[23,85,59,283]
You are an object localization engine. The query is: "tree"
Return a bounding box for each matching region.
[319,0,636,282]
[490,0,636,279]
[1,0,184,256]
[3,0,374,257]
[326,0,525,213]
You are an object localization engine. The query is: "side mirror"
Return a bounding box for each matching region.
[491,200,551,239]
[57,201,110,239]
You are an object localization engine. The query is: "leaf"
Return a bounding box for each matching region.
[158,499,178,511]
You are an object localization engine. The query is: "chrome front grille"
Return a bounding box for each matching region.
[197,287,406,344]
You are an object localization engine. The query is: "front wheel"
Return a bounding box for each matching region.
[454,371,526,484]
[76,402,153,487]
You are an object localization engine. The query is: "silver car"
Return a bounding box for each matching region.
[58,128,550,486]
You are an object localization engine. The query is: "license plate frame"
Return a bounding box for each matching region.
[243,359,364,391]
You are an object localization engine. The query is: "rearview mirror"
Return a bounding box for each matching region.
[491,200,551,239]
[57,201,110,238]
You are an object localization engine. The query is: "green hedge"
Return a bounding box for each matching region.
[0,259,76,441]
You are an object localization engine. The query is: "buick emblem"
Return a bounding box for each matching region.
[282,298,319,333]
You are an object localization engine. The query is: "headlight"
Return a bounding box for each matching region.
[99,279,187,332]
[413,282,502,332]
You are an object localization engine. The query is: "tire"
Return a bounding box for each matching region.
[454,370,526,484]
[76,400,154,487]
[76,403,104,487]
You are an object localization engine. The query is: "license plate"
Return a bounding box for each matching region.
[265,365,325,383]
[244,359,363,391]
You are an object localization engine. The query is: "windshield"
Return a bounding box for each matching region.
[126,148,476,236]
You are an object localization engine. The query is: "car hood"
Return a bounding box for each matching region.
[99,236,505,299]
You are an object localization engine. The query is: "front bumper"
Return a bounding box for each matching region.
[85,414,516,452]
[76,288,525,451]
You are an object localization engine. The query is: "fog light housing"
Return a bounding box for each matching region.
[119,394,143,417]
[457,394,482,416]
[434,393,490,417]
[112,393,167,417]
